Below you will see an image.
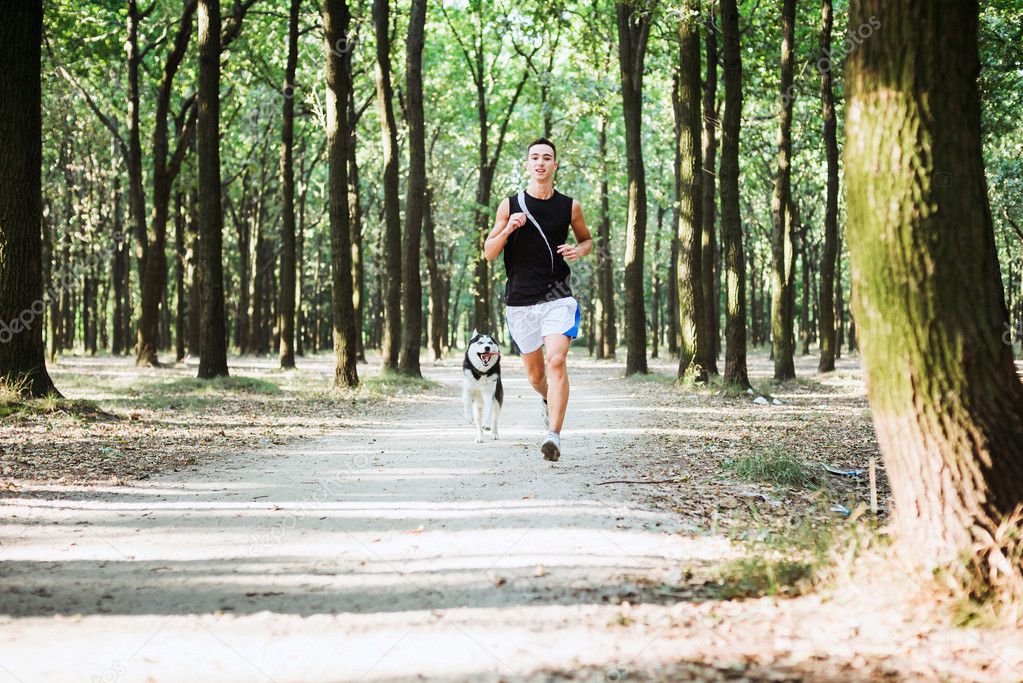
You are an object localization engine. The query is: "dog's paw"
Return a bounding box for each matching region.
[490,431,499,441]
[474,434,484,444]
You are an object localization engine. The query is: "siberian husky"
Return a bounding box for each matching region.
[462,330,503,442]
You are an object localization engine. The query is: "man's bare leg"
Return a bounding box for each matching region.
[521,347,548,398]
[542,334,571,433]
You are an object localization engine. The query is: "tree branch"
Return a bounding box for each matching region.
[47,40,129,159]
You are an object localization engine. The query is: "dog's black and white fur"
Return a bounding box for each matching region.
[462,329,503,442]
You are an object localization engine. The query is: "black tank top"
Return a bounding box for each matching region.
[503,189,574,306]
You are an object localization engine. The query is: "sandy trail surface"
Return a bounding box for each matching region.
[2,354,1019,682]
[0,356,740,682]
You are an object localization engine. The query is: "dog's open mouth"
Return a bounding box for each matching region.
[478,351,499,364]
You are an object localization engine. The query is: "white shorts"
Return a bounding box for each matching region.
[505,296,581,354]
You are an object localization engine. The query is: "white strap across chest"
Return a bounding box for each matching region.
[517,191,555,272]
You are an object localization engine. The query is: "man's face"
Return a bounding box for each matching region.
[526,144,557,181]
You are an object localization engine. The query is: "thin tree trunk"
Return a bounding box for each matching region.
[817,0,839,371]
[0,0,58,396]
[174,189,187,362]
[651,208,662,359]
[278,0,300,368]
[136,0,197,367]
[398,0,426,377]
[675,3,708,382]
[800,231,811,355]
[323,0,359,387]
[846,0,1023,587]
[616,2,651,376]
[702,2,720,374]
[346,91,365,361]
[835,228,843,358]
[126,0,148,310]
[373,0,402,370]
[719,0,749,388]
[111,174,128,355]
[595,114,617,360]
[423,186,444,360]
[196,0,229,378]
[770,0,797,380]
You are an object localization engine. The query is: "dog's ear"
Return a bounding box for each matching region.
[471,328,478,338]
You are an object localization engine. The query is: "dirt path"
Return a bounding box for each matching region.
[0,355,737,682]
[1,354,1019,682]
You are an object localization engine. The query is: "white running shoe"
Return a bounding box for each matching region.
[540,398,549,431]
[541,431,561,462]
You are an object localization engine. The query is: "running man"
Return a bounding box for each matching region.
[483,137,593,461]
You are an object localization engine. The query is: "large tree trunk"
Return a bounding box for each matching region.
[770,0,797,380]
[719,0,749,388]
[701,2,720,374]
[373,0,402,371]
[846,0,1023,590]
[324,0,359,387]
[278,0,301,369]
[398,0,426,377]
[196,0,229,378]
[674,3,708,382]
[0,0,58,397]
[616,2,651,376]
[595,114,617,360]
[817,0,839,372]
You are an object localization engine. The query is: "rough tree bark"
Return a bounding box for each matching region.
[616,1,652,376]
[701,2,720,374]
[373,0,402,370]
[323,0,359,387]
[817,0,839,372]
[196,0,229,378]
[719,0,749,388]
[845,0,1023,590]
[674,1,708,382]
[770,0,797,380]
[0,0,58,397]
[398,0,427,377]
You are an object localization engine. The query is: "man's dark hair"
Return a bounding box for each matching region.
[526,137,556,159]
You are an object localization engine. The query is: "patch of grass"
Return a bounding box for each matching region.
[102,374,283,411]
[723,446,823,489]
[158,375,283,395]
[718,556,816,598]
[717,518,871,599]
[0,396,110,421]
[358,372,440,398]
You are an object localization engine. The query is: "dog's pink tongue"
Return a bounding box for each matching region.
[481,352,498,362]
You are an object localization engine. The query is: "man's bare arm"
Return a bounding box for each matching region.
[556,200,594,262]
[483,198,526,261]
